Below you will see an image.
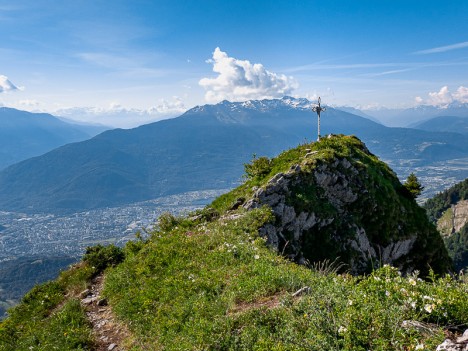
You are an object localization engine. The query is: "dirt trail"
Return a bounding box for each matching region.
[80,274,130,351]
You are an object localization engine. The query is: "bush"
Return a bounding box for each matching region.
[244,155,272,179]
[83,244,125,273]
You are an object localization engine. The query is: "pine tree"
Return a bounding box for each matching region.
[404,173,424,198]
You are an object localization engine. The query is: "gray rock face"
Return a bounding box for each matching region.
[436,329,468,350]
[437,200,468,236]
[244,153,444,275]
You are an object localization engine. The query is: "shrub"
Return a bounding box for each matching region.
[83,244,125,273]
[244,155,272,179]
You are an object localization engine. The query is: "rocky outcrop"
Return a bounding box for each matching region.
[437,200,468,236]
[243,138,451,275]
[436,329,468,351]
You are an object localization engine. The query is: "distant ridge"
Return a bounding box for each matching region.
[0,107,107,170]
[0,97,467,213]
[410,115,468,135]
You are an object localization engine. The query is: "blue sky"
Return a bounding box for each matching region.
[0,0,467,127]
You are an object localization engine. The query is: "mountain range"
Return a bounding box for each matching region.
[362,102,468,127]
[0,97,467,213]
[0,108,108,170]
[409,115,468,135]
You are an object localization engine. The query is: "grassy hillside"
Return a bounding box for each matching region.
[0,256,77,319]
[1,209,466,350]
[1,136,466,350]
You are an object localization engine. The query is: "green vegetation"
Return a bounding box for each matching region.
[0,261,96,351]
[101,208,467,350]
[0,246,125,351]
[403,173,424,199]
[424,178,468,223]
[244,155,272,179]
[1,135,466,350]
[0,256,77,319]
[444,224,468,272]
[424,178,468,271]
[83,244,125,274]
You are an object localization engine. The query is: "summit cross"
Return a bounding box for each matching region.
[312,97,326,141]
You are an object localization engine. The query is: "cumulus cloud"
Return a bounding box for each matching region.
[56,97,186,128]
[453,86,468,103]
[415,86,468,107]
[0,75,18,93]
[199,47,297,103]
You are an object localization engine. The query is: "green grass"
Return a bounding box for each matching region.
[102,207,467,350]
[0,263,96,351]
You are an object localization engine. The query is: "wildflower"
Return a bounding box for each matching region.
[373,276,381,281]
[254,255,260,260]
[424,304,435,313]
[338,326,347,334]
[415,343,424,350]
[348,299,353,306]
[385,290,390,297]
[408,278,417,286]
[400,288,407,295]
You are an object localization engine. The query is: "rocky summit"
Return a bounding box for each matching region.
[228,134,451,275]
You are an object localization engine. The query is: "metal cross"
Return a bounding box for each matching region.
[312,97,326,141]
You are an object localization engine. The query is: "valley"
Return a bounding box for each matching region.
[0,189,224,259]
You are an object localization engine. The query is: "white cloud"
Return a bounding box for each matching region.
[427,86,453,106]
[199,47,297,103]
[0,75,18,93]
[453,86,468,103]
[414,41,468,55]
[55,97,186,128]
[415,85,468,107]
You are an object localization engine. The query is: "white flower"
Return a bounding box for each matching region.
[424,304,435,313]
[254,255,260,260]
[408,278,417,286]
[348,299,353,306]
[385,290,390,297]
[415,343,424,350]
[338,326,347,334]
